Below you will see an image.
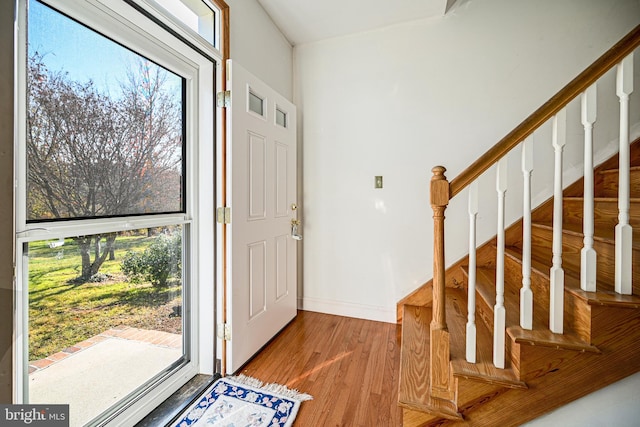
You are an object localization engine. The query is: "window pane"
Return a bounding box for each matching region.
[276,107,287,128]
[154,0,216,46]
[27,226,185,426]
[27,0,185,222]
[249,91,264,116]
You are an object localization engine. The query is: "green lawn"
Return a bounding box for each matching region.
[28,233,182,361]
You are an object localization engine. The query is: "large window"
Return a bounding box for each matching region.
[16,0,218,425]
[27,0,186,222]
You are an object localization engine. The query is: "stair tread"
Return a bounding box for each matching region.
[447,288,527,389]
[398,304,463,420]
[506,325,600,353]
[564,275,640,308]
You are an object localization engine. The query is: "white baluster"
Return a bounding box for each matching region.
[494,158,507,369]
[581,85,597,292]
[467,181,478,363]
[615,53,634,295]
[520,137,533,330]
[550,110,566,334]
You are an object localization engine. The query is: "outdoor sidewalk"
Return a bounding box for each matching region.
[28,327,182,426]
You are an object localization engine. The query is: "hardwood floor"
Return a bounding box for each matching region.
[239,310,403,427]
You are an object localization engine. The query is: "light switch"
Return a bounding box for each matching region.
[375,176,383,189]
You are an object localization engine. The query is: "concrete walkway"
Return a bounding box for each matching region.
[29,327,182,427]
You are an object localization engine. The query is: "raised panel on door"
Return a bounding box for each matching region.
[248,132,266,221]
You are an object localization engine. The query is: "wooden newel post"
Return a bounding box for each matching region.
[430,166,454,400]
[431,166,449,330]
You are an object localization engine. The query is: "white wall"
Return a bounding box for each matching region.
[226,0,293,100]
[294,0,640,323]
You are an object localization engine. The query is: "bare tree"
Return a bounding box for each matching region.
[27,53,183,281]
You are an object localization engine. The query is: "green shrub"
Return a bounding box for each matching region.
[121,233,181,287]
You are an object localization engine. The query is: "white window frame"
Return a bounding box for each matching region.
[14,0,221,425]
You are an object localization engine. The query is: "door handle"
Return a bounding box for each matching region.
[291,219,302,240]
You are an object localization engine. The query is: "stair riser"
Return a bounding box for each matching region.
[561,199,640,231]
[475,286,494,333]
[466,248,527,329]
[530,226,640,293]
[503,250,551,312]
[517,307,640,382]
[562,139,640,198]
[507,339,522,379]
[463,264,524,377]
[461,249,497,333]
[505,220,523,249]
[454,378,511,421]
[589,305,640,348]
[596,167,640,198]
[401,408,438,427]
[565,292,592,342]
[514,342,588,384]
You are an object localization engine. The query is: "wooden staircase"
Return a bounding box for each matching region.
[397,25,640,426]
[398,139,640,426]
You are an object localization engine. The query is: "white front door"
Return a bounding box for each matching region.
[226,60,298,373]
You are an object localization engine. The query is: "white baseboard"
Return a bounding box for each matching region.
[297,296,396,324]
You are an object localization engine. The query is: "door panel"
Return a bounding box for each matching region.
[227,60,298,373]
[248,131,267,220]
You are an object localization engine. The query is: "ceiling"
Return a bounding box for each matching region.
[257,0,457,45]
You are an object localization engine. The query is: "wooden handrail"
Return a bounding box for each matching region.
[449,24,640,199]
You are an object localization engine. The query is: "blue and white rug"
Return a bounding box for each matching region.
[170,375,312,427]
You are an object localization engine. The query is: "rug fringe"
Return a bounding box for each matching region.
[229,373,265,389]
[262,382,313,402]
[228,374,313,402]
